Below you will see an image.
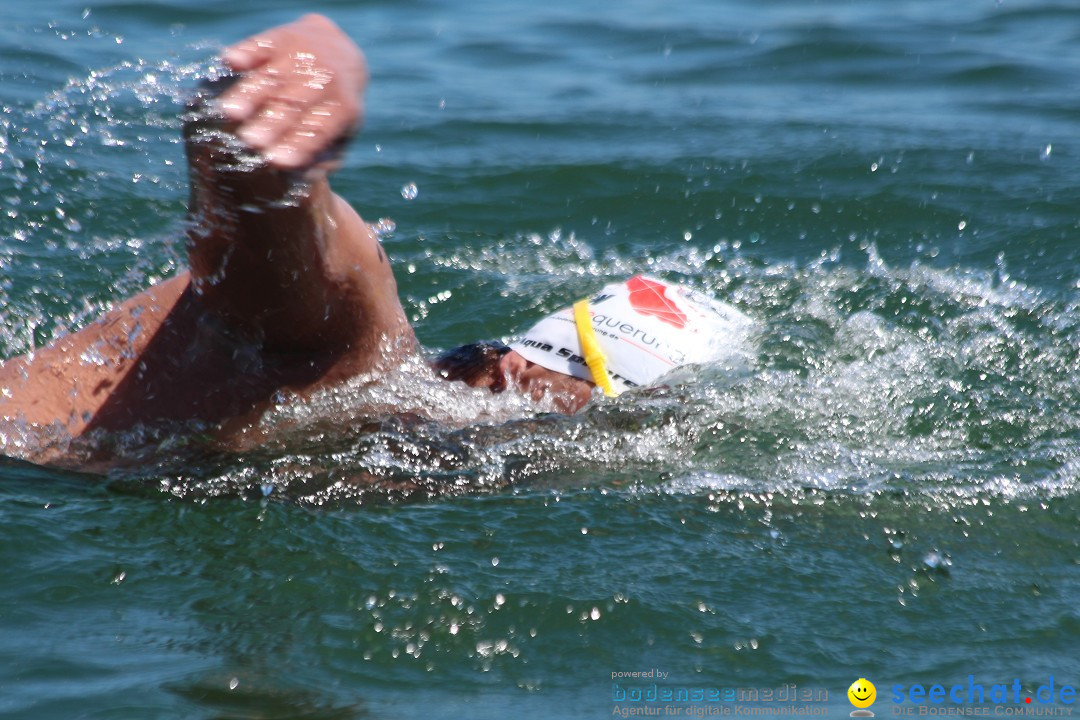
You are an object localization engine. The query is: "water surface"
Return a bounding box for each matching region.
[1,0,1078,717]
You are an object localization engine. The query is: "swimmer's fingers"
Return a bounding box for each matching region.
[236,95,359,169]
[229,72,362,169]
[264,98,361,170]
[220,13,345,76]
[217,14,367,168]
[219,22,296,120]
[216,67,282,125]
[222,34,277,74]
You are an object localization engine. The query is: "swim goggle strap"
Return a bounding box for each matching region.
[573,299,619,398]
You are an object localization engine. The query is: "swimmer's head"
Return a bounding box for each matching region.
[509,275,753,395]
[184,73,351,172]
[434,275,752,412]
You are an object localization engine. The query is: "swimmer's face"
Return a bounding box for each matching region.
[496,350,594,413]
[434,346,594,413]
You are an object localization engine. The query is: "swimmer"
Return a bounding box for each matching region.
[0,14,751,448]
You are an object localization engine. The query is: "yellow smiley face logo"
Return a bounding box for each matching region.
[848,678,876,708]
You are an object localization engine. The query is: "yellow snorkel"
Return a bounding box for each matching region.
[573,299,619,398]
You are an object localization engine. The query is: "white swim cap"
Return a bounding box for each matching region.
[509,275,753,395]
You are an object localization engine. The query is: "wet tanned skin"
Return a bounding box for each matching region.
[461,351,594,414]
[498,351,595,413]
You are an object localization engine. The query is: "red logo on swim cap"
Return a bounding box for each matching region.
[627,276,688,328]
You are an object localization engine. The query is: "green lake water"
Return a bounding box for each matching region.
[1,0,1078,717]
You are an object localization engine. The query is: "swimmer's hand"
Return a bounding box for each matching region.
[218,14,367,170]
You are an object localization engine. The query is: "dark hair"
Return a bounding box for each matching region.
[432,342,511,386]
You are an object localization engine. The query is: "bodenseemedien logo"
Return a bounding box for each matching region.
[848,678,877,717]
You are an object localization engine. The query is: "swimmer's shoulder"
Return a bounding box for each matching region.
[0,273,190,434]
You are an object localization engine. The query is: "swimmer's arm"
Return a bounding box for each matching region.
[184,15,411,356]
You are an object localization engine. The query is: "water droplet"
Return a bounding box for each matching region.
[229,677,239,690]
[373,217,396,237]
[401,182,418,200]
[590,607,601,620]
[491,556,499,567]
[923,550,952,573]
[1040,144,1052,161]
